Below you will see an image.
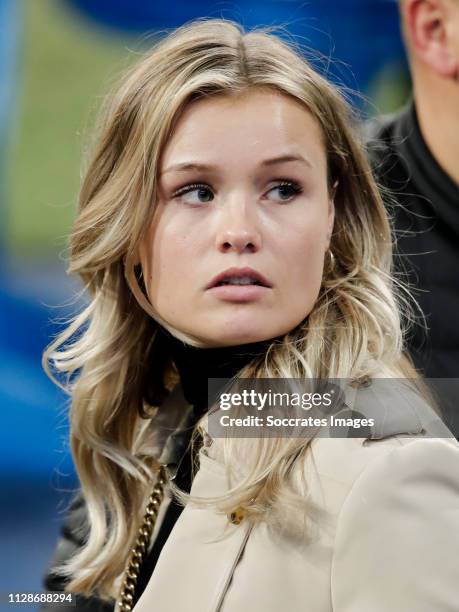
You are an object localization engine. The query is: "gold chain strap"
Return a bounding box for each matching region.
[117,465,168,612]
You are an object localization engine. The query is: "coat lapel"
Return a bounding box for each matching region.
[133,448,253,612]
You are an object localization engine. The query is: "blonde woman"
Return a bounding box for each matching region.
[42,18,459,612]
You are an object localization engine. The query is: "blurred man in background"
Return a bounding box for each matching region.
[366,0,459,390]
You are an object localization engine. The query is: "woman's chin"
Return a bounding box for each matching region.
[194,322,280,347]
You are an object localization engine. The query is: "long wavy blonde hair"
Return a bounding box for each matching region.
[43,17,422,600]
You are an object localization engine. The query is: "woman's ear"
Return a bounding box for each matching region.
[326,184,337,247]
[406,0,458,78]
[132,240,143,267]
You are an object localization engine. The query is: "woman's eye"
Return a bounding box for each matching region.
[266,181,303,203]
[172,183,214,204]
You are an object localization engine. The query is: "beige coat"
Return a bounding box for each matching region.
[132,381,459,612]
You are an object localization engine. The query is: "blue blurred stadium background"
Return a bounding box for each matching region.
[0,0,409,605]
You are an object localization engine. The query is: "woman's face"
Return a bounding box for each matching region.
[139,88,335,347]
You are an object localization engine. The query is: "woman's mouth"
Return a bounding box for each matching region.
[205,267,273,302]
[215,276,265,286]
[207,266,272,288]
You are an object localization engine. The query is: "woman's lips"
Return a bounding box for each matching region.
[206,267,272,290]
[206,284,271,302]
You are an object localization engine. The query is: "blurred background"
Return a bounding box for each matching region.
[0,0,410,605]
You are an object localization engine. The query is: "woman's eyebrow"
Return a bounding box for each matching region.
[160,153,312,176]
[160,162,216,176]
[261,153,312,168]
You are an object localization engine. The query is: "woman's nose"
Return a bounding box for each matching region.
[215,200,262,254]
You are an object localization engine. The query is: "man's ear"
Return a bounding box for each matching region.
[405,0,458,78]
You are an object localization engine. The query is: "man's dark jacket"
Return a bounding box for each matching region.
[365,102,459,379]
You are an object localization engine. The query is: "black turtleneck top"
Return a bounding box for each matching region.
[132,327,282,606]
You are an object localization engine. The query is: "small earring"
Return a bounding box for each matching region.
[325,248,336,273]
